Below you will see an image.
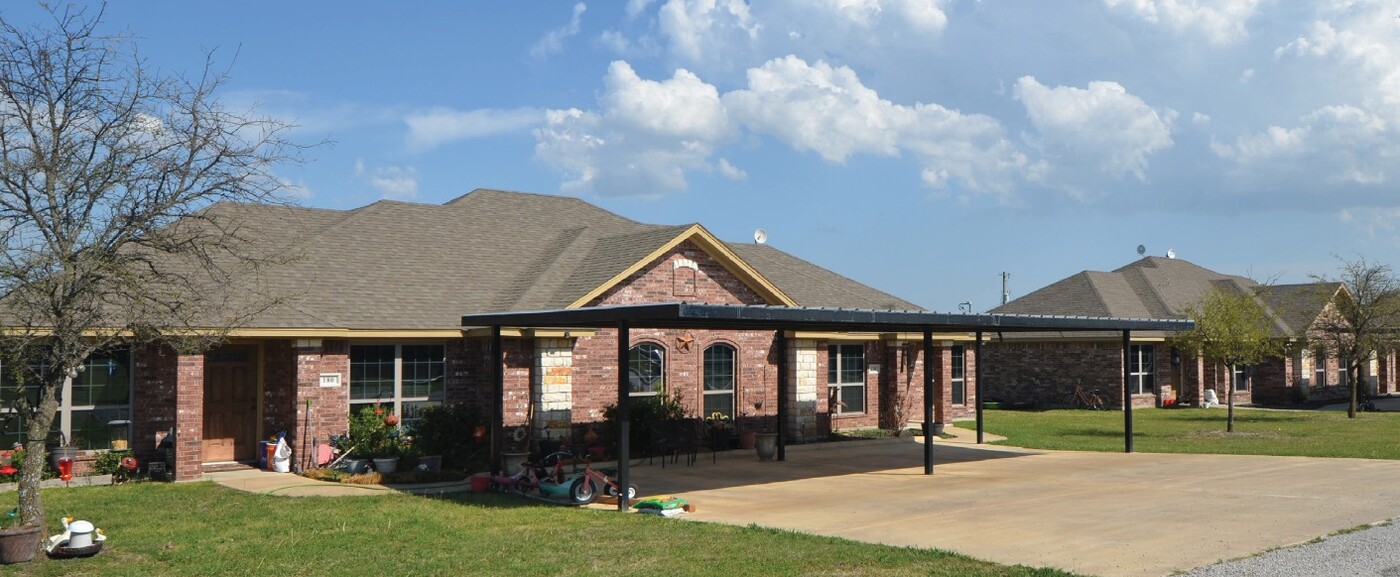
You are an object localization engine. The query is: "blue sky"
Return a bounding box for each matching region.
[8,1,1400,311]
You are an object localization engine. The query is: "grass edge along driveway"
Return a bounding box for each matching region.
[961,407,1400,459]
[11,482,1080,577]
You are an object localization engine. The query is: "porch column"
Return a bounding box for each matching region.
[975,330,984,444]
[174,352,205,481]
[616,320,631,512]
[776,330,787,462]
[923,328,934,475]
[1123,330,1134,453]
[490,326,503,473]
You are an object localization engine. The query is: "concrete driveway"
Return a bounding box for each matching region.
[622,431,1400,577]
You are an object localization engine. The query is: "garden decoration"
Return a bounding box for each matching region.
[0,508,39,564]
[44,517,105,559]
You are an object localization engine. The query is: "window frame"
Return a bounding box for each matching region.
[1232,364,1249,392]
[702,343,736,420]
[1128,345,1154,396]
[827,343,866,414]
[1314,349,1328,387]
[628,342,666,397]
[0,348,133,450]
[348,343,445,430]
[950,345,966,406]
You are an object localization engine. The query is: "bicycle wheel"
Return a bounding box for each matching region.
[569,477,597,505]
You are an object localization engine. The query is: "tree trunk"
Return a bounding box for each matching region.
[18,375,67,536]
[1348,362,1359,419]
[1226,363,1235,433]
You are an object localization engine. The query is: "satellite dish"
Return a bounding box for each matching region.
[1136,244,1146,256]
[754,228,767,244]
[1166,248,1176,259]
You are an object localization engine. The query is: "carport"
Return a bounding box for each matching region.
[461,303,1193,510]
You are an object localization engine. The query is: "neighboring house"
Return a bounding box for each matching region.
[10,189,982,480]
[983,256,1384,409]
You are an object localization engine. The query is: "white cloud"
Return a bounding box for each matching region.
[657,0,761,64]
[1213,105,1393,186]
[627,0,657,19]
[1192,112,1210,125]
[819,0,948,33]
[530,3,588,61]
[1101,0,1262,44]
[600,61,733,142]
[1014,76,1175,182]
[534,61,735,196]
[716,158,747,180]
[354,161,420,200]
[1275,5,1400,122]
[277,177,314,200]
[404,108,542,151]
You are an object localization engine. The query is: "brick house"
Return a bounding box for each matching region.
[24,189,987,480]
[982,256,1385,409]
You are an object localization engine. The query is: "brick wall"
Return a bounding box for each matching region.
[291,340,350,456]
[132,345,177,468]
[173,352,204,481]
[982,340,1168,409]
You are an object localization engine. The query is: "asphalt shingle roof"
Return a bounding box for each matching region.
[991,256,1337,338]
[199,188,916,330]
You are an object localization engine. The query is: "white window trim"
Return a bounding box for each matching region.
[1129,345,1153,396]
[951,345,966,406]
[702,344,736,418]
[2,350,133,450]
[349,343,445,422]
[828,343,866,415]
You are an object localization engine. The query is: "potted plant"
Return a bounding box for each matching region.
[499,426,530,475]
[0,510,39,564]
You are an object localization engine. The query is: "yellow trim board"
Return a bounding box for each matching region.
[460,328,596,339]
[565,224,798,309]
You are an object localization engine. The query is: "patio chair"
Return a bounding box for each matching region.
[647,419,698,468]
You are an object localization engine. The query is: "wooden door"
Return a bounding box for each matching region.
[202,345,258,463]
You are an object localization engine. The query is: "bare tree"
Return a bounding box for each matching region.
[1173,287,1282,432]
[1311,256,1400,418]
[0,4,301,534]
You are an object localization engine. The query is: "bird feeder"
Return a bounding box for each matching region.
[106,420,131,451]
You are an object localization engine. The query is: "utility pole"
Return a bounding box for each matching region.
[1001,272,1010,305]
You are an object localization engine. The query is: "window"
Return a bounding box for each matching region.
[703,344,736,419]
[628,343,665,396]
[0,349,132,449]
[951,345,966,405]
[1339,354,1350,388]
[1315,349,1328,387]
[349,344,444,430]
[1233,365,1249,392]
[828,344,865,413]
[1128,345,1154,395]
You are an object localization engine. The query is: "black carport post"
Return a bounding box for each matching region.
[922,328,934,475]
[490,325,503,473]
[1123,329,1134,453]
[776,330,787,462]
[616,320,631,511]
[975,330,984,444]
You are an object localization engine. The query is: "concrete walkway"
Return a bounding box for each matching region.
[623,430,1400,577]
[207,468,475,497]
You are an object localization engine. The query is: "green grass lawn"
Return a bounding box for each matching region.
[959,407,1400,459]
[5,482,1077,576]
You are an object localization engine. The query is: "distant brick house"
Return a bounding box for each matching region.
[17,189,982,480]
[983,256,1391,409]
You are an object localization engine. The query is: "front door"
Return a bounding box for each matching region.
[202,345,258,463]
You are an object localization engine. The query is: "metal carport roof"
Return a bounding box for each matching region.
[462,303,1194,511]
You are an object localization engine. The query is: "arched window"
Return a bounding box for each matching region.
[628,343,665,396]
[703,344,736,419]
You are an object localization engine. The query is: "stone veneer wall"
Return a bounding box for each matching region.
[533,337,573,441]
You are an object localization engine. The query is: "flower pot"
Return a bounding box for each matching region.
[739,430,757,450]
[501,451,529,476]
[754,432,778,461]
[372,457,398,474]
[469,473,491,493]
[0,524,40,564]
[343,458,369,474]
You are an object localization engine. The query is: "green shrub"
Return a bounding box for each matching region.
[409,402,488,472]
[601,391,687,455]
